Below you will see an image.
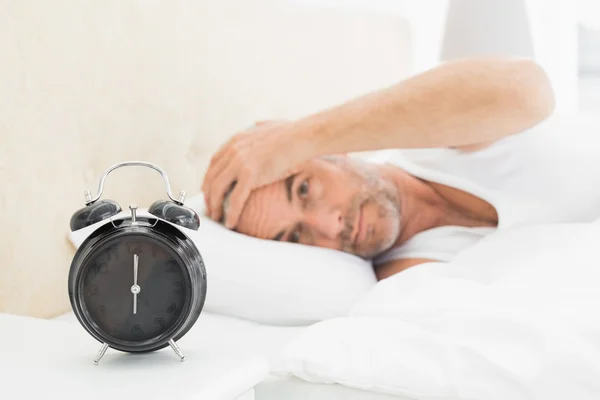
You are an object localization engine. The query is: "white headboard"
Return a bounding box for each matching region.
[0,0,415,318]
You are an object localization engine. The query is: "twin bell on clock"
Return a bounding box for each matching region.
[68,161,207,365]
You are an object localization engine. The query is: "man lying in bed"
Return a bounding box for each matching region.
[201,56,600,280]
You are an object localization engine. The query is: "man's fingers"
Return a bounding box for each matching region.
[224,180,252,229]
[203,191,211,217]
[207,169,238,223]
[201,157,221,216]
[203,131,252,191]
[203,150,232,196]
[203,140,245,218]
[207,151,244,220]
[203,140,233,190]
[283,161,308,181]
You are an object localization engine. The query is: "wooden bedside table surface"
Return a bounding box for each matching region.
[0,313,269,400]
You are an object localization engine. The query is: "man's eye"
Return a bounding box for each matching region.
[298,180,309,198]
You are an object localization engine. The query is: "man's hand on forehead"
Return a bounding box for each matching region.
[201,120,312,229]
[202,57,555,230]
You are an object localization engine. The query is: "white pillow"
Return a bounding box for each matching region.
[68,194,377,326]
[273,222,600,398]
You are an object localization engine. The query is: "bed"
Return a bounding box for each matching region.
[52,311,409,400]
[59,149,600,399]
[35,216,600,400]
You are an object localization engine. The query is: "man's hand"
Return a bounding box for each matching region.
[202,120,309,229]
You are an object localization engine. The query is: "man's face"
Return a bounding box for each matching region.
[234,156,401,259]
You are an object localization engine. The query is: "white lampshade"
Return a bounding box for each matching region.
[441,0,534,60]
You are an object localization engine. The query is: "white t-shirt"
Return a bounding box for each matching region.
[372,113,600,266]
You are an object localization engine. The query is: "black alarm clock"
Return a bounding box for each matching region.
[68,161,207,365]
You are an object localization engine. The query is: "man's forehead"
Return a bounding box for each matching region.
[236,178,292,239]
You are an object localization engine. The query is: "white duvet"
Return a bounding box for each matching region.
[274,220,600,400]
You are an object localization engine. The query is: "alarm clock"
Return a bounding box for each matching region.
[68,161,207,365]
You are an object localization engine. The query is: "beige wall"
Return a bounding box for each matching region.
[0,0,412,318]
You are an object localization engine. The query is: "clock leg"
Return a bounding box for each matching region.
[168,339,185,362]
[94,343,109,365]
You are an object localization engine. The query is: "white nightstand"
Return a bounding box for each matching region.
[0,313,269,400]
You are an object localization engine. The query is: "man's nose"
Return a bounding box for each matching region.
[306,207,344,240]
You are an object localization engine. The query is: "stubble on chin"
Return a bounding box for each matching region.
[347,181,401,259]
[377,194,402,250]
[338,157,402,258]
[364,165,403,255]
[340,192,366,254]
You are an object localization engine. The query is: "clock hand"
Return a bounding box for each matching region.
[131,254,141,314]
[134,254,138,285]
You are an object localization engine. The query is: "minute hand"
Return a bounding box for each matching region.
[131,254,141,314]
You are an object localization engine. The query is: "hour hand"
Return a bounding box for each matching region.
[131,254,141,314]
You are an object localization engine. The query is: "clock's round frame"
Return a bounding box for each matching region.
[68,216,207,353]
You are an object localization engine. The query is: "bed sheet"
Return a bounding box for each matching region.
[256,375,412,400]
[53,312,412,400]
[272,221,600,399]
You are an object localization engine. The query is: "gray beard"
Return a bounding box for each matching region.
[341,164,401,258]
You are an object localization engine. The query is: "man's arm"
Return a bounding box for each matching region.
[292,56,556,155]
[202,57,555,227]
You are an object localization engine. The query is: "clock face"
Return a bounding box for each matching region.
[79,233,189,344]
